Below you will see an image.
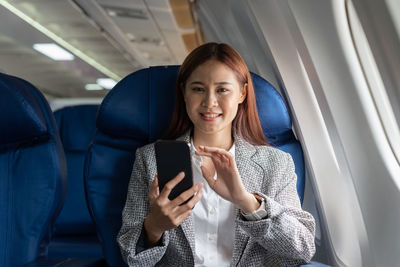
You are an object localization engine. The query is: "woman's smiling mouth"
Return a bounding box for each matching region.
[200,113,223,121]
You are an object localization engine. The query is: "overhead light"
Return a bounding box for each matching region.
[97,78,117,90]
[107,10,117,17]
[33,43,74,61]
[85,84,103,90]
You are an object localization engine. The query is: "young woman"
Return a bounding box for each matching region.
[118,43,316,266]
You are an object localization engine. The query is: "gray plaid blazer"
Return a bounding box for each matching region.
[118,131,316,266]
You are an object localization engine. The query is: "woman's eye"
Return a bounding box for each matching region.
[192,87,204,92]
[217,88,229,93]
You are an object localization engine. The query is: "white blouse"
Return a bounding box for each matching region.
[190,140,236,267]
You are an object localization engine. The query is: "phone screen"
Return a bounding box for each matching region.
[155,140,194,201]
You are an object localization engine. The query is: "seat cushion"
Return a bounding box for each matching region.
[48,236,103,258]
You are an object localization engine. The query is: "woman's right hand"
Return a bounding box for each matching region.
[143,172,203,246]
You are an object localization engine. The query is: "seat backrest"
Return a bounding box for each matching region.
[53,105,99,236]
[251,74,305,203]
[84,66,305,266]
[0,73,67,266]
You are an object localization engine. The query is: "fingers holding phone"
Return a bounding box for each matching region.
[158,171,186,202]
[174,181,203,218]
[144,172,203,246]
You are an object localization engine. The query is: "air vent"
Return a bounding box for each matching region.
[126,34,164,46]
[101,5,148,20]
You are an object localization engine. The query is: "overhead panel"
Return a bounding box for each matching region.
[0,2,105,97]
[0,0,137,97]
[97,0,176,65]
[16,0,80,24]
[147,0,171,9]
[94,0,202,65]
[0,0,203,97]
[14,0,136,78]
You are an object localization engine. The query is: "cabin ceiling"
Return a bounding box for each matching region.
[0,0,201,98]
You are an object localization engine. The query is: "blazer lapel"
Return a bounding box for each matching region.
[176,131,196,256]
[180,215,196,258]
[234,135,264,193]
[232,136,264,265]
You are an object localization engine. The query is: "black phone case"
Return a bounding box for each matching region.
[155,140,194,201]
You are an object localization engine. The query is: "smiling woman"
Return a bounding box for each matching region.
[117,42,316,267]
[163,43,267,146]
[183,60,246,150]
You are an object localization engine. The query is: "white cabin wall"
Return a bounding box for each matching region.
[236,0,399,266]
[287,0,400,266]
[246,1,358,265]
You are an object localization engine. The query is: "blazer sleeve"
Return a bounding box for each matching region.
[235,152,316,266]
[117,146,170,266]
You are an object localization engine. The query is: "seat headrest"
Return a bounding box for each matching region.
[97,66,178,143]
[0,73,48,149]
[54,105,99,151]
[97,65,292,144]
[251,74,293,144]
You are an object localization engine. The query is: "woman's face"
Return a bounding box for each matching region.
[183,60,246,137]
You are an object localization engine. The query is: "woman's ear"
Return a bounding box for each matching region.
[239,83,248,103]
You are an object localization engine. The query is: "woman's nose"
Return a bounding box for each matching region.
[201,92,217,107]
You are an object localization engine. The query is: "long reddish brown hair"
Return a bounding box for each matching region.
[163,42,268,146]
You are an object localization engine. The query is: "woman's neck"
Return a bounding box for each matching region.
[192,129,233,151]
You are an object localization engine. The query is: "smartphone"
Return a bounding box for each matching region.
[155,140,194,201]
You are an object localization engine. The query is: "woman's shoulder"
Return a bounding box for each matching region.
[250,145,295,181]
[135,142,156,159]
[137,142,155,152]
[236,136,292,165]
[253,144,292,164]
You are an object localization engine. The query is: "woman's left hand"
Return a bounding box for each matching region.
[196,145,260,213]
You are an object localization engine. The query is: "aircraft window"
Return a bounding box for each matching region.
[347,1,400,165]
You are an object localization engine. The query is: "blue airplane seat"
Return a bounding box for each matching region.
[0,73,67,266]
[84,65,318,266]
[84,66,178,266]
[251,74,306,203]
[49,105,102,258]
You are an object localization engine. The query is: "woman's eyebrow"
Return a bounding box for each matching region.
[190,81,204,85]
[214,81,233,85]
[189,81,233,85]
